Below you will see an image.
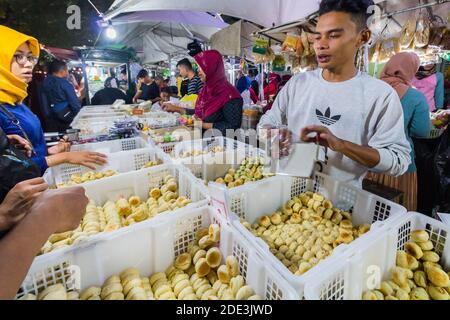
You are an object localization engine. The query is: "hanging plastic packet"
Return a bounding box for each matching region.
[258,124,319,178]
[252,37,270,55]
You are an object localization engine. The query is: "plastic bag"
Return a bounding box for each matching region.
[399,18,417,49]
[301,31,314,57]
[414,19,431,48]
[254,47,275,64]
[252,37,269,55]
[378,38,400,62]
[282,33,301,54]
[273,55,286,72]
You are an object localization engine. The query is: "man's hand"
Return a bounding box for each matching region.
[7,135,33,157]
[0,178,49,231]
[258,125,292,158]
[300,125,345,152]
[65,151,107,170]
[301,125,380,168]
[29,187,88,234]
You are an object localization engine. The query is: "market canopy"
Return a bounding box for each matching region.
[108,10,228,64]
[105,0,320,28]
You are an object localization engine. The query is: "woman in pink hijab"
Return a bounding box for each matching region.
[164,50,243,135]
[366,52,430,211]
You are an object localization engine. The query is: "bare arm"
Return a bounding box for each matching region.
[45,151,107,170]
[0,187,88,299]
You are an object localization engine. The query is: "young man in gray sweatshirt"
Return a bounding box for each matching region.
[259,0,411,187]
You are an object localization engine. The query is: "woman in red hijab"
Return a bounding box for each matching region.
[164,50,243,135]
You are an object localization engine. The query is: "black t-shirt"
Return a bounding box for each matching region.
[91,88,128,105]
[141,82,160,101]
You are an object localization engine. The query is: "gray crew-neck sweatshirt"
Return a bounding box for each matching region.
[258,69,412,187]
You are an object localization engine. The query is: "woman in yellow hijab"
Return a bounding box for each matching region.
[0,26,107,174]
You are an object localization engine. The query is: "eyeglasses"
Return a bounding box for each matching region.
[13,54,39,65]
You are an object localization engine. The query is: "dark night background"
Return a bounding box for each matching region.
[0,0,115,48]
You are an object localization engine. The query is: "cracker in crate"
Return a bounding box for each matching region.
[241,192,371,275]
[363,229,450,300]
[30,224,262,300]
[57,170,117,188]
[179,146,225,159]
[215,157,274,188]
[41,175,193,255]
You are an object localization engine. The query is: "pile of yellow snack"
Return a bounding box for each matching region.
[363,230,450,300]
[57,170,117,188]
[215,157,273,188]
[141,159,162,169]
[179,146,225,159]
[26,224,261,300]
[41,175,192,255]
[241,192,371,276]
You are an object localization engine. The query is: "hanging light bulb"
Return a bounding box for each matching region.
[106,26,117,39]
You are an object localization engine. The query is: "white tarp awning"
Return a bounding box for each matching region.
[210,20,261,58]
[108,11,228,64]
[105,0,320,28]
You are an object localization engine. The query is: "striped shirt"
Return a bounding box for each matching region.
[187,75,203,95]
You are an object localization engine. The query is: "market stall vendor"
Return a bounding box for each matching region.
[0,26,107,175]
[163,50,243,136]
[258,0,411,188]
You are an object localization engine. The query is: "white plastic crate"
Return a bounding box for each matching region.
[172,137,255,159]
[225,173,406,297]
[35,165,208,259]
[148,126,197,156]
[71,137,149,153]
[140,112,180,129]
[17,206,297,300]
[304,212,450,300]
[428,126,447,139]
[46,147,169,187]
[71,115,128,130]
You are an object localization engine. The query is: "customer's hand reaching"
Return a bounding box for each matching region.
[65,151,107,170]
[0,178,48,231]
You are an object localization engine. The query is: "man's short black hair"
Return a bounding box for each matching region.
[160,87,171,95]
[177,58,193,70]
[49,59,68,74]
[318,0,375,29]
[137,69,149,79]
